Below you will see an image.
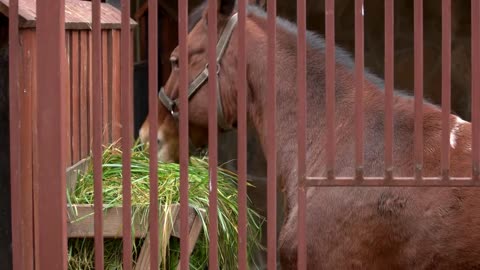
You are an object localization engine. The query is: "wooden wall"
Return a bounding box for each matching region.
[64,29,123,166]
[17,28,124,168]
[8,26,130,269]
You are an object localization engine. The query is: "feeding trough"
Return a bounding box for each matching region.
[65,141,265,269]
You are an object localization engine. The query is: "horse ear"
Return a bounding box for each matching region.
[218,0,236,16]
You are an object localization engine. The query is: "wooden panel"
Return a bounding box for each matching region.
[65,158,89,193]
[63,0,137,30]
[102,30,110,144]
[129,29,134,143]
[29,29,40,270]
[71,31,80,163]
[136,214,204,270]
[134,206,180,270]
[67,205,142,238]
[111,30,121,141]
[18,29,35,270]
[170,206,203,238]
[88,31,93,155]
[66,204,200,238]
[80,31,88,158]
[0,0,137,30]
[134,232,156,270]
[65,31,72,166]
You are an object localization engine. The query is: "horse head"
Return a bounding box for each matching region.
[139,0,239,162]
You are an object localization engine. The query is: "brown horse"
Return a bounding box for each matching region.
[139,1,480,268]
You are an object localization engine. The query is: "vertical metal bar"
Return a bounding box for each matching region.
[266,0,277,269]
[237,0,248,268]
[414,0,424,180]
[384,0,394,181]
[325,0,335,180]
[8,0,22,269]
[441,0,451,180]
[121,0,132,269]
[148,0,159,268]
[36,0,67,268]
[472,0,480,181]
[267,0,277,268]
[355,0,364,180]
[178,0,190,268]
[92,0,104,268]
[207,0,219,269]
[296,0,307,268]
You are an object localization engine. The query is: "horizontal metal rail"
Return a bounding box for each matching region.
[307,177,480,187]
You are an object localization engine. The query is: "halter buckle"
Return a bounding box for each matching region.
[169,102,178,118]
[205,62,221,75]
[171,110,179,119]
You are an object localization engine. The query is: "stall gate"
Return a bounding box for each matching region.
[8,0,480,269]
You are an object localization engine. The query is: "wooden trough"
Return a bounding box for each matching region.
[66,158,205,269]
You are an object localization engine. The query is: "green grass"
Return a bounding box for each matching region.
[67,141,265,269]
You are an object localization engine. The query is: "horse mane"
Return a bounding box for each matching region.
[188,2,207,32]
[246,5,392,92]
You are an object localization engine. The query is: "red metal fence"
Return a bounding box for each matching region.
[7,0,480,269]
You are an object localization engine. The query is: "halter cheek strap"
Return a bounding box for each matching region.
[158,12,239,132]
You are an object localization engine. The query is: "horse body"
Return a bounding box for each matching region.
[139,2,479,268]
[239,8,478,269]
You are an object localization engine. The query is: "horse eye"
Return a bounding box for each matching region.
[170,57,179,70]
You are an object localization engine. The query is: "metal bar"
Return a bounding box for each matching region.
[384,0,394,181]
[306,177,480,187]
[8,0,23,269]
[121,0,132,268]
[267,0,277,267]
[92,0,104,268]
[472,0,480,181]
[207,0,219,269]
[237,0,248,268]
[355,0,364,180]
[148,0,159,268]
[441,0,451,180]
[178,0,190,268]
[325,0,336,180]
[414,0,424,180]
[36,0,68,268]
[297,0,307,268]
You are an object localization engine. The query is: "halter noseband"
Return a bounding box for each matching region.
[158,12,239,132]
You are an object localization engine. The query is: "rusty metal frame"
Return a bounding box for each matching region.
[147,0,160,268]
[92,1,104,269]
[121,0,133,269]
[178,0,190,269]
[36,0,68,268]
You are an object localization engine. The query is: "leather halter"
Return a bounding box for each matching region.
[158,12,239,132]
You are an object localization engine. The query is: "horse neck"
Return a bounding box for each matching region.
[242,14,402,208]
[243,19,341,208]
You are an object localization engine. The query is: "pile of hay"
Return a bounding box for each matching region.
[67,141,265,269]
